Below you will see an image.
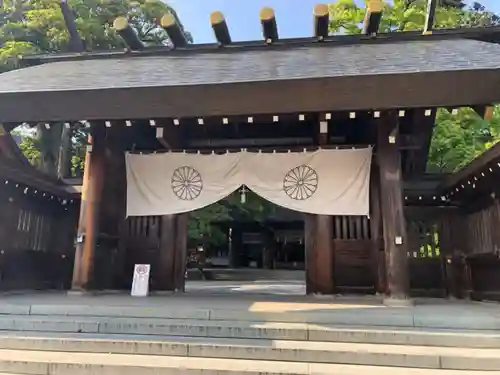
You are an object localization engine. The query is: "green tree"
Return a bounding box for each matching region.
[329,0,470,34]
[189,190,277,247]
[4,0,190,177]
[12,127,40,167]
[0,0,192,71]
[328,0,500,172]
[428,108,500,172]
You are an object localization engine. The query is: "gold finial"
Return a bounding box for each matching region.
[113,16,129,31]
[210,11,225,25]
[313,4,329,17]
[260,7,275,21]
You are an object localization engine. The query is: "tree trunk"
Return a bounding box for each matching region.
[57,125,72,180]
[37,123,62,177]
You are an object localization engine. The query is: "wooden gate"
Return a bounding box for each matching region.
[333,215,375,293]
[119,216,162,289]
[405,207,453,297]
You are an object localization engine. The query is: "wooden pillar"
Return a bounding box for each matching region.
[173,213,188,292]
[157,215,176,291]
[376,112,410,300]
[370,163,386,294]
[157,213,188,292]
[98,123,126,290]
[71,124,106,291]
[305,214,334,295]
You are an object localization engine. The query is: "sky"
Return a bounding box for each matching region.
[168,0,500,44]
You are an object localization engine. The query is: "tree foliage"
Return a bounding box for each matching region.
[3,0,190,177]
[429,108,500,172]
[189,190,277,247]
[0,0,191,72]
[328,0,500,173]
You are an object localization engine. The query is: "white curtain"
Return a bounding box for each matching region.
[126,148,372,217]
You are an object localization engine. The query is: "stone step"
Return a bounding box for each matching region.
[3,302,500,330]
[0,349,499,375]
[0,333,498,370]
[0,315,499,348]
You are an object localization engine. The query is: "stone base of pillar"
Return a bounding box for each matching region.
[67,289,96,297]
[383,297,414,307]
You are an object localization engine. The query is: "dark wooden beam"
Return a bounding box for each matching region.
[424,0,438,34]
[376,111,410,300]
[59,0,85,52]
[187,137,313,149]
[155,121,181,150]
[71,123,106,291]
[318,117,328,145]
[260,7,278,43]
[413,109,437,174]
[313,4,329,40]
[363,0,383,36]
[370,163,386,294]
[404,109,437,176]
[113,17,144,51]
[210,11,231,45]
[156,128,172,149]
[161,13,188,48]
[304,214,334,295]
[2,70,500,123]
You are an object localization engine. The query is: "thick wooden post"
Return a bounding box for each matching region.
[173,213,188,292]
[157,215,177,291]
[305,214,334,295]
[71,124,106,291]
[370,163,386,294]
[376,112,410,300]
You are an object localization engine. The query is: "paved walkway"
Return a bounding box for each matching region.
[186,280,306,296]
[0,281,498,330]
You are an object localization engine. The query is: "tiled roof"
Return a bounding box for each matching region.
[1,39,500,93]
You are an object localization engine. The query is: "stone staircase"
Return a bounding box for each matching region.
[0,299,498,374]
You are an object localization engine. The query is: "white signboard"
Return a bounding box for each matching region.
[131,264,151,297]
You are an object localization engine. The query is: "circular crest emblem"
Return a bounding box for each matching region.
[171,166,203,201]
[283,165,318,200]
[136,265,148,275]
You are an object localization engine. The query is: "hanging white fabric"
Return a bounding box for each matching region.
[125,148,372,217]
[126,152,243,217]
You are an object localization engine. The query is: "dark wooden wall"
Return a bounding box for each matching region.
[0,181,77,290]
[116,215,187,292]
[459,200,500,301]
[332,215,373,293]
[462,201,500,255]
[120,216,161,289]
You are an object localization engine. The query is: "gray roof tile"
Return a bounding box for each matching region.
[1,39,500,93]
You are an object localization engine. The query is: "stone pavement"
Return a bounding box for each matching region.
[0,284,499,329]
